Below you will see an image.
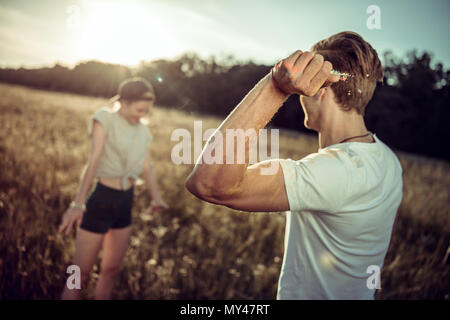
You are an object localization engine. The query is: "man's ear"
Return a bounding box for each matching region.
[316,87,327,100]
[320,86,336,101]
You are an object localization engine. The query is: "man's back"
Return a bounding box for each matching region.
[277,133,403,299]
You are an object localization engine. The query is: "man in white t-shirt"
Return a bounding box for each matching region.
[185,31,403,299]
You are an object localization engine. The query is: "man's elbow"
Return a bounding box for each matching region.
[185,176,212,201]
[185,175,230,204]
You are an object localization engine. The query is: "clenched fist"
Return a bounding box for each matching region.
[271,50,340,96]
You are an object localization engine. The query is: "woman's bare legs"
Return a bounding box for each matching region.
[60,228,104,300]
[95,226,132,300]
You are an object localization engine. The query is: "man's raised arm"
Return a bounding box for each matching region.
[185,50,339,212]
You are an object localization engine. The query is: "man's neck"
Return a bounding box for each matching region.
[318,112,372,149]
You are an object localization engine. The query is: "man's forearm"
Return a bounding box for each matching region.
[186,72,289,196]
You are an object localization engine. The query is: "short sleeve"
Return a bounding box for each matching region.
[87,108,110,136]
[279,151,349,213]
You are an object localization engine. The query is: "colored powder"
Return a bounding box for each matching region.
[331,69,354,82]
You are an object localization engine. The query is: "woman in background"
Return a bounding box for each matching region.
[59,77,168,299]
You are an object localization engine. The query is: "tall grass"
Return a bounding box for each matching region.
[0,83,448,299]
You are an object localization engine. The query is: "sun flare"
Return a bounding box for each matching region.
[75,2,178,66]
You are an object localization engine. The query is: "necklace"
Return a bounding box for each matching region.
[339,132,372,144]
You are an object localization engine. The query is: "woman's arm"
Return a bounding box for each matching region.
[142,151,163,202]
[74,120,106,205]
[59,120,106,234]
[142,151,168,214]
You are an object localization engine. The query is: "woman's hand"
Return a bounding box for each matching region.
[145,199,169,215]
[58,207,84,235]
[271,50,340,96]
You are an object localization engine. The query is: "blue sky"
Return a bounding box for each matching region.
[0,0,449,69]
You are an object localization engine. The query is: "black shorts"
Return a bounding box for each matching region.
[80,181,134,234]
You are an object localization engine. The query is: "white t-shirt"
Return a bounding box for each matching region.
[87,107,153,190]
[277,133,403,299]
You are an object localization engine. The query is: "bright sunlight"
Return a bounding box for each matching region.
[73,1,179,66]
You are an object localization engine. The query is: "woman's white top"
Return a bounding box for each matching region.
[87,107,153,190]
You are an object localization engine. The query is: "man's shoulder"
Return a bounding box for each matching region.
[280,148,350,179]
[300,147,352,169]
[279,151,351,213]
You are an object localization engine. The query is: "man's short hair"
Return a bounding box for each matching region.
[311,31,384,116]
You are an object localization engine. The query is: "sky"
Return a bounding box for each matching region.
[0,0,449,69]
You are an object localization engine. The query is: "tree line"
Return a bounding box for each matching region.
[0,50,448,160]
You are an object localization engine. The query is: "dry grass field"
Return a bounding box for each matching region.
[0,82,448,299]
